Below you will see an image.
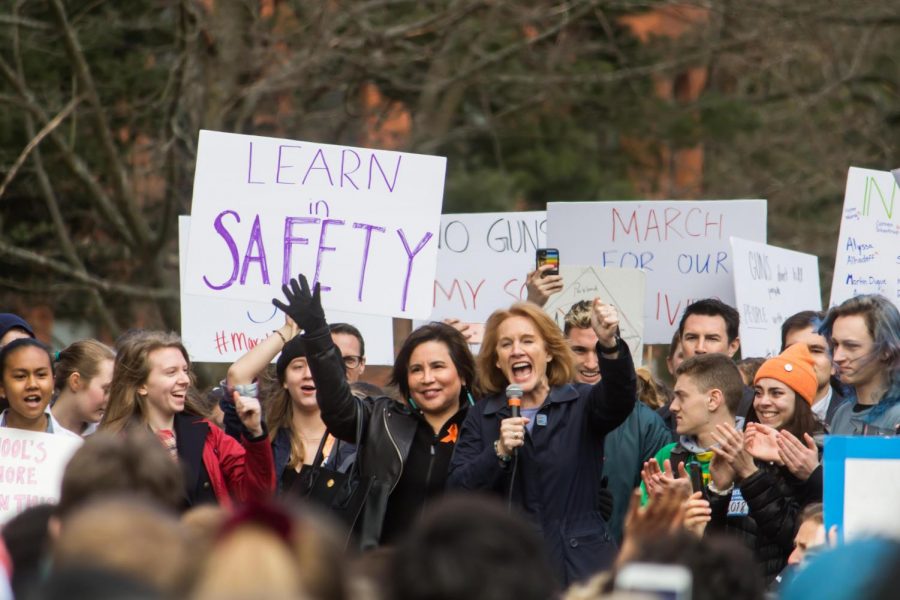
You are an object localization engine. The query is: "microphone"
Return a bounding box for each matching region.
[506,384,523,419]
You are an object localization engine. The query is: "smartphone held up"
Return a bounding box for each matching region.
[536,248,559,277]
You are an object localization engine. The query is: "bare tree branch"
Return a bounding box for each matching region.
[48,0,150,247]
[0,239,177,300]
[0,95,82,200]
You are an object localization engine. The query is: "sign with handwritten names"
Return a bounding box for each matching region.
[425,211,547,324]
[830,167,900,309]
[547,200,767,343]
[184,130,446,318]
[0,428,82,524]
[179,217,394,364]
[543,266,646,362]
[730,237,821,358]
[824,436,900,543]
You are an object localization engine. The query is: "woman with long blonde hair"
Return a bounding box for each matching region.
[101,330,274,508]
[224,317,352,494]
[448,300,637,586]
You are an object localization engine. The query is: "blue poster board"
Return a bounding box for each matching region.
[824,436,900,542]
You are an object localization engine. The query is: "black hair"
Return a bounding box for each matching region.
[0,337,53,378]
[619,531,764,600]
[780,310,826,351]
[389,494,557,600]
[390,322,477,404]
[329,322,365,358]
[679,298,741,344]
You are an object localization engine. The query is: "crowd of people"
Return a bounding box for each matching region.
[0,269,898,599]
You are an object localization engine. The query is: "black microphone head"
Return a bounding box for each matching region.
[505,384,524,399]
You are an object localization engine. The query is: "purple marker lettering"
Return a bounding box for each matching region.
[240,215,271,285]
[203,210,241,290]
[368,154,402,192]
[397,229,434,311]
[341,149,361,190]
[276,145,302,184]
[353,222,386,301]
[247,143,263,184]
[312,218,345,292]
[282,216,320,284]
[302,148,334,186]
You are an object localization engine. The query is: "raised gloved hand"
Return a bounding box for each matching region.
[272,274,328,335]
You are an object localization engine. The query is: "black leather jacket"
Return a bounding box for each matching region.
[303,328,465,548]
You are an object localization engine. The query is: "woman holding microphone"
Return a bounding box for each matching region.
[448,299,636,586]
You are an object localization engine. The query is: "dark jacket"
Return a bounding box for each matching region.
[447,339,637,587]
[602,402,672,542]
[707,461,823,582]
[173,413,275,509]
[221,399,356,493]
[302,329,467,549]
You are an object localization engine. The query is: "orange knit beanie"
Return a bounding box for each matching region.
[754,343,818,405]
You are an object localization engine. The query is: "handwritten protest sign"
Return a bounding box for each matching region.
[730,237,821,358]
[830,167,900,309]
[543,266,646,361]
[179,217,394,364]
[426,211,547,323]
[824,436,900,542]
[184,130,446,318]
[0,428,82,523]
[547,200,767,343]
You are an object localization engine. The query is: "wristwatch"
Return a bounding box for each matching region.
[596,336,620,355]
[494,439,512,463]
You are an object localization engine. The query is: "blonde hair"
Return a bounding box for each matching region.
[101,330,200,433]
[192,525,307,600]
[478,302,576,395]
[54,339,115,391]
[192,501,348,600]
[256,367,308,469]
[53,495,189,594]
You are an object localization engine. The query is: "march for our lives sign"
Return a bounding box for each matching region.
[184,131,447,319]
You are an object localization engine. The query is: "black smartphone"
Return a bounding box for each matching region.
[536,248,559,277]
[687,463,706,498]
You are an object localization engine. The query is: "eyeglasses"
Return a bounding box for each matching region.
[343,355,364,369]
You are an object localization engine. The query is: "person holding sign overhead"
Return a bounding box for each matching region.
[448,299,636,586]
[272,274,478,548]
[821,294,900,436]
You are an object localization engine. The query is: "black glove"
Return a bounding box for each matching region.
[598,476,614,522]
[272,274,328,335]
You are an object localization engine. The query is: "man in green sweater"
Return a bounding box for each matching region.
[641,353,745,504]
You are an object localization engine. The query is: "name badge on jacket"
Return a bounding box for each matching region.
[727,487,749,517]
[536,414,548,427]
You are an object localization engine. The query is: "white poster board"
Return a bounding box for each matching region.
[426,211,547,324]
[730,237,822,358]
[830,167,900,308]
[547,200,767,344]
[543,266,646,361]
[824,436,900,542]
[184,130,446,318]
[0,428,82,523]
[179,217,395,364]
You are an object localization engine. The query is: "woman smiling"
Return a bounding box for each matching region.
[273,275,478,548]
[448,300,636,586]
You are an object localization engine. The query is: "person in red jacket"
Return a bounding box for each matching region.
[101,330,274,508]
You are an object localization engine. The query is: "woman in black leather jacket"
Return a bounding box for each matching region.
[273,275,477,548]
